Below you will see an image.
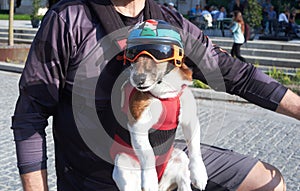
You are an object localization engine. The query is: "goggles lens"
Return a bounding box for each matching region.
[125,44,183,66]
[126,44,173,60]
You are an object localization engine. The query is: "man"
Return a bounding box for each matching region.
[267,5,277,35]
[262,0,272,12]
[278,8,292,36]
[190,4,202,16]
[278,9,290,24]
[12,0,300,191]
[167,2,176,12]
[289,8,300,37]
[200,5,213,28]
[188,4,202,22]
[217,6,227,20]
[216,6,227,37]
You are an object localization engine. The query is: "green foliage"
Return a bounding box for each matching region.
[268,67,282,80]
[266,67,300,85]
[0,14,31,20]
[253,60,260,67]
[296,69,300,80]
[193,80,210,89]
[193,67,299,95]
[31,0,42,20]
[243,0,262,27]
[273,0,291,13]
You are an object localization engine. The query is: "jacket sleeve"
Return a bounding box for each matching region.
[181,17,287,111]
[11,10,72,174]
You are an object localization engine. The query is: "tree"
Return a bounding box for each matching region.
[31,0,42,28]
[243,0,262,28]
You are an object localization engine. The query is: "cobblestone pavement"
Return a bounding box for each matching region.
[0,70,299,190]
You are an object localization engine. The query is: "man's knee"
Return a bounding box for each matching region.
[237,161,286,191]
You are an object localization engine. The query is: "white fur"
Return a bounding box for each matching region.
[113,63,208,191]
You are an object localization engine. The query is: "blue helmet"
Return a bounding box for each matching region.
[127,19,183,48]
[125,19,184,67]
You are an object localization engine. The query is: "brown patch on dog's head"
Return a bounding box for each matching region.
[133,55,157,74]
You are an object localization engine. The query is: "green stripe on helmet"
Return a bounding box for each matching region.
[127,19,183,48]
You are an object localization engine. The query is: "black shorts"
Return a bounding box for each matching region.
[174,140,259,191]
[57,139,258,191]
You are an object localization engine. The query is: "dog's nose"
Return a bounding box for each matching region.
[133,73,147,85]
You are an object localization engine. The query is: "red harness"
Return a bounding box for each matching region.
[111,83,185,181]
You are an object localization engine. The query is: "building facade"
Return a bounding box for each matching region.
[0,0,47,14]
[155,0,204,15]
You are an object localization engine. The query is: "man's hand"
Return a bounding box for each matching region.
[276,89,300,120]
[21,170,48,191]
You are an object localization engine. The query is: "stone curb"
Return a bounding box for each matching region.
[0,61,248,103]
[0,62,24,73]
[191,88,248,103]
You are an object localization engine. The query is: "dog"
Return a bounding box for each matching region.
[112,54,208,191]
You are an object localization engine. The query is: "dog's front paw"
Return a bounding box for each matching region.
[190,160,208,191]
[142,169,158,191]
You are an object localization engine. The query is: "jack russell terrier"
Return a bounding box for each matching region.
[111,19,208,191]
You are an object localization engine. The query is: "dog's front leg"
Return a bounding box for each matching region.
[181,91,208,190]
[130,129,158,191]
[182,118,208,190]
[128,100,163,191]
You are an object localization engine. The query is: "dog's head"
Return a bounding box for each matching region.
[124,19,191,92]
[129,55,172,91]
[128,55,192,92]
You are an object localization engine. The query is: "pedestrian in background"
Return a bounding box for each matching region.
[230,10,246,62]
[201,5,213,28]
[167,2,177,12]
[217,5,227,20]
[289,8,300,36]
[278,8,291,36]
[188,4,202,22]
[267,5,277,35]
[262,6,269,34]
[190,4,202,16]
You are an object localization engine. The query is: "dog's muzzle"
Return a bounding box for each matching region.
[132,73,147,86]
[131,73,153,91]
[130,71,160,92]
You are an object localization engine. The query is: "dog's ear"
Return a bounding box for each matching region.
[179,63,193,81]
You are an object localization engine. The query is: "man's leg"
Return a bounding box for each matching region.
[174,140,286,191]
[237,161,286,191]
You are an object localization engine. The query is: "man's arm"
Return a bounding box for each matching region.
[276,89,300,120]
[21,170,48,191]
[179,16,300,121]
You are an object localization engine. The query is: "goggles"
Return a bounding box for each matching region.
[124,44,184,67]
